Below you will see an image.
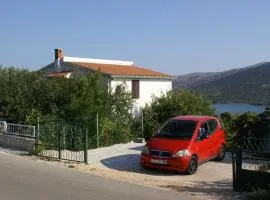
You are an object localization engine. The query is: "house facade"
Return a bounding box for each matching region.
[41,49,174,112]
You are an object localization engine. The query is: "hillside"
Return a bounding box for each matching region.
[173,62,270,105]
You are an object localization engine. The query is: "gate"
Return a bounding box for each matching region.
[232,137,270,191]
[36,120,88,163]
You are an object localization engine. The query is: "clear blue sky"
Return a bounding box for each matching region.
[1,0,270,75]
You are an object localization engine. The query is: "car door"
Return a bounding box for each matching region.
[194,121,212,163]
[206,119,219,157]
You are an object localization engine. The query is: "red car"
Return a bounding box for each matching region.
[140,116,226,174]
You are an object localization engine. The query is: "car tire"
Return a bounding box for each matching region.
[186,155,198,175]
[141,163,150,170]
[216,144,226,161]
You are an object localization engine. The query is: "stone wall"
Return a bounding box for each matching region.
[0,133,35,152]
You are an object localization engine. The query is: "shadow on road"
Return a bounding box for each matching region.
[101,152,232,171]
[128,145,144,151]
[209,152,232,164]
[101,154,183,176]
[161,179,234,200]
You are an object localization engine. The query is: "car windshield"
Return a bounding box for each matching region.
[154,119,197,140]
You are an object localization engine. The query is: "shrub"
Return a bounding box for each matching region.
[142,90,215,139]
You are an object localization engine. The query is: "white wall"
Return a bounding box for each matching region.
[110,78,172,112]
[110,79,132,92]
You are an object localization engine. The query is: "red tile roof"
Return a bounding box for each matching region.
[68,62,173,78]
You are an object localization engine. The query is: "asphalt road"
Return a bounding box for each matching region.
[0,152,194,200]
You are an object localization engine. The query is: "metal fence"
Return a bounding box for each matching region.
[232,137,270,191]
[242,137,270,155]
[0,113,144,163]
[0,121,35,138]
[37,120,87,163]
[35,115,143,163]
[95,113,144,148]
[0,121,6,132]
[0,114,143,163]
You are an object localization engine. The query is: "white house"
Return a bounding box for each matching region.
[41,49,174,112]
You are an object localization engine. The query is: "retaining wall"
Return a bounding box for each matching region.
[0,133,35,152]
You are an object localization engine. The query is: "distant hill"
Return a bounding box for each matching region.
[173,62,270,105]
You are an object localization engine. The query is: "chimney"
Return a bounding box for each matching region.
[54,48,63,60]
[54,49,63,72]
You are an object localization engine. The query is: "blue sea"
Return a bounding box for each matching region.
[213,103,267,115]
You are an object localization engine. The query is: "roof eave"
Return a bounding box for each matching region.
[64,62,175,80]
[110,75,175,80]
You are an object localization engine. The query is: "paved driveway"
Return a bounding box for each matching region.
[81,142,236,200]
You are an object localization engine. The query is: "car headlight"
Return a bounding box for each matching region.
[172,149,189,157]
[142,145,150,155]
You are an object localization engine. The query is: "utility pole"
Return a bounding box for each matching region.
[96,113,99,148]
[141,109,144,139]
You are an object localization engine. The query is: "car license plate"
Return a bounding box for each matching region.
[150,159,167,165]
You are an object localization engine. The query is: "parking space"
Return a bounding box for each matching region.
[77,142,236,200]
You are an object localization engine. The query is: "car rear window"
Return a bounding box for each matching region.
[154,120,197,139]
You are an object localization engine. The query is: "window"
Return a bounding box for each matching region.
[132,80,139,99]
[197,122,209,140]
[207,119,218,135]
[154,120,197,140]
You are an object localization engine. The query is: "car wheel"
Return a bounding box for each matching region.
[186,156,198,175]
[216,144,226,161]
[140,163,149,170]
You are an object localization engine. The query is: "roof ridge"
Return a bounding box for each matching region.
[63,56,134,66]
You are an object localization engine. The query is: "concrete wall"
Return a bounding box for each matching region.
[0,133,35,152]
[111,78,172,111]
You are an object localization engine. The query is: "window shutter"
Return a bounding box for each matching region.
[132,80,139,99]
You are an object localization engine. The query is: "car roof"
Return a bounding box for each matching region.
[171,115,217,122]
